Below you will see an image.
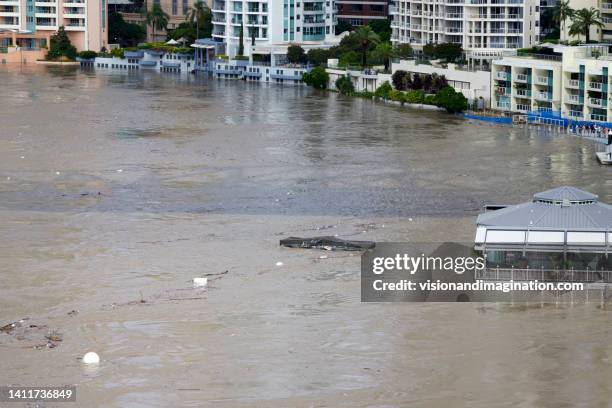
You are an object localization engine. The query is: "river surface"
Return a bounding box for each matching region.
[1,65,612,407]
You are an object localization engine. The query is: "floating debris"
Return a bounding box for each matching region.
[280,236,375,251]
[193,277,208,288]
[275,261,284,266]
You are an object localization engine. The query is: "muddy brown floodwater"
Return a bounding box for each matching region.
[1,65,612,408]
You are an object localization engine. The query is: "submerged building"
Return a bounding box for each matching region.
[475,186,612,282]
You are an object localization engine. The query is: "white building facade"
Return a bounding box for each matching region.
[390,0,540,65]
[491,44,612,123]
[211,0,337,57]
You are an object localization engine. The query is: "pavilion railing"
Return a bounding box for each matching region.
[477,268,612,283]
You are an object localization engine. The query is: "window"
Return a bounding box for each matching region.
[183,0,188,15]
[172,0,177,14]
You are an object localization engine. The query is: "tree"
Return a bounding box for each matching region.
[422,74,433,92]
[146,4,169,40]
[372,42,392,71]
[434,43,462,62]
[335,75,354,94]
[423,43,436,58]
[287,44,307,64]
[187,0,210,39]
[410,74,423,90]
[238,22,244,55]
[336,20,352,35]
[353,26,380,67]
[431,73,448,92]
[368,19,391,42]
[393,43,413,60]
[302,66,329,89]
[434,86,468,113]
[569,7,604,43]
[109,11,145,47]
[307,48,330,66]
[392,70,409,91]
[47,26,77,60]
[554,0,574,38]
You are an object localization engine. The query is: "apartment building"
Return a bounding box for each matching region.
[336,0,388,26]
[142,0,200,41]
[211,0,337,57]
[562,0,608,42]
[491,44,612,123]
[0,0,107,51]
[390,0,540,65]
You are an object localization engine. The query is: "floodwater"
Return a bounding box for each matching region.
[1,65,612,407]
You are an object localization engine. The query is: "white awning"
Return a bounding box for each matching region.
[527,230,564,245]
[485,230,526,244]
[191,44,215,49]
[566,232,606,245]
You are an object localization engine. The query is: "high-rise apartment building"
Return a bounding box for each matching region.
[336,0,389,26]
[211,0,337,57]
[0,0,108,51]
[390,0,540,65]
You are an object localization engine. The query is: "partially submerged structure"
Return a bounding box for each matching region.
[475,186,612,282]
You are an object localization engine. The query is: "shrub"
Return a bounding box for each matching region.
[335,75,354,94]
[374,81,392,99]
[110,48,125,59]
[405,90,424,104]
[78,50,97,60]
[423,94,437,105]
[433,86,468,113]
[302,66,329,89]
[234,55,249,60]
[389,89,403,102]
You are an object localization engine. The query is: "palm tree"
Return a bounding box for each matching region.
[374,42,393,71]
[146,4,169,41]
[569,7,604,43]
[553,0,574,39]
[187,0,209,40]
[353,26,380,67]
[238,22,244,55]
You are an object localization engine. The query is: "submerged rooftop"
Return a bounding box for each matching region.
[475,187,612,250]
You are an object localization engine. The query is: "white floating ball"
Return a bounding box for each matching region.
[83,352,100,364]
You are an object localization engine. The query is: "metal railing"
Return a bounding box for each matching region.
[477,268,612,282]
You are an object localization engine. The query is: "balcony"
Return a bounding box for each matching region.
[516,104,531,112]
[514,89,531,98]
[535,92,551,101]
[566,79,580,88]
[568,110,583,118]
[591,113,607,121]
[495,71,509,80]
[565,94,582,104]
[588,97,604,107]
[588,81,603,90]
[515,73,530,83]
[534,76,549,85]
